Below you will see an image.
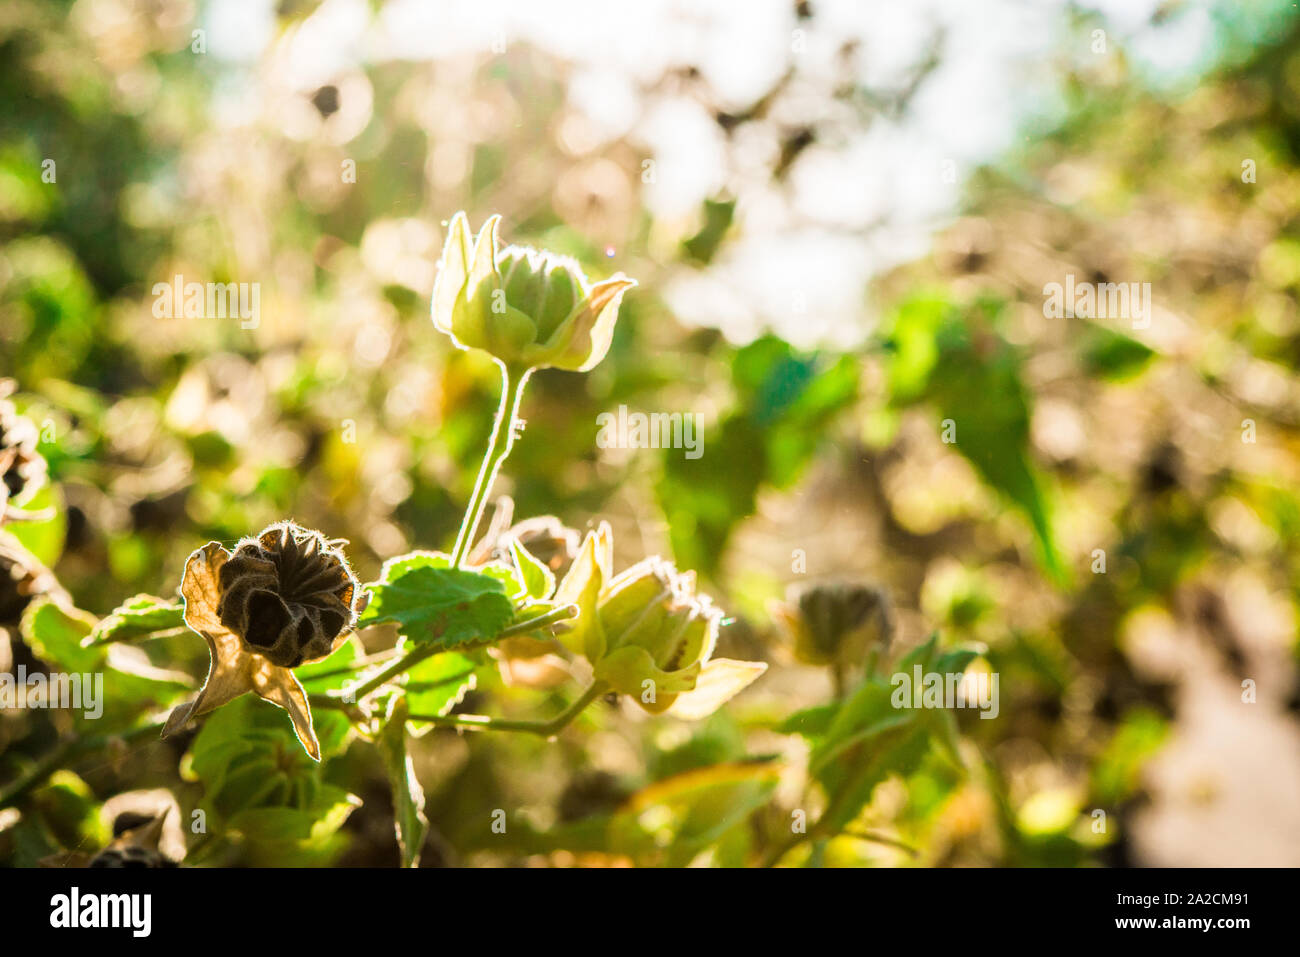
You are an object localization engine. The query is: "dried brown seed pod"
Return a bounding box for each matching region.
[0,380,48,510]
[162,526,367,761]
[88,812,178,868]
[217,521,366,668]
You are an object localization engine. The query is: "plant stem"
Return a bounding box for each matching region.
[342,642,441,703]
[407,681,606,737]
[842,828,918,857]
[332,607,577,711]
[450,362,531,568]
[497,604,578,639]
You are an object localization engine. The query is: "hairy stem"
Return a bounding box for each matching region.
[334,605,576,709]
[497,604,578,639]
[342,642,441,703]
[450,362,531,568]
[407,681,606,737]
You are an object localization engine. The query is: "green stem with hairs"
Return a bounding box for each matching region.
[450,362,532,568]
[407,681,606,737]
[334,604,577,706]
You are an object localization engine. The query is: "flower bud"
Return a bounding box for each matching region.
[773,583,893,668]
[216,521,366,668]
[432,213,635,372]
[553,525,766,718]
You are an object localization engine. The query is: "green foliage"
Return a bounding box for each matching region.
[1090,708,1170,807]
[186,698,357,866]
[85,593,184,646]
[6,0,1298,870]
[18,597,190,732]
[681,198,736,264]
[509,538,555,601]
[658,336,858,575]
[20,599,99,673]
[359,552,516,650]
[1080,323,1156,381]
[378,698,429,867]
[884,296,1064,582]
[401,651,477,728]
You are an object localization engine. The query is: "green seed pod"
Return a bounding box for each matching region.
[553,525,767,718]
[432,213,636,372]
[216,521,365,668]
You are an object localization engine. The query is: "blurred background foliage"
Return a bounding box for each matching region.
[2,0,1299,866]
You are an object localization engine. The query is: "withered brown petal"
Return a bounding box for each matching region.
[163,542,258,737]
[248,658,320,761]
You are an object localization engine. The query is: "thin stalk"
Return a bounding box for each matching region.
[330,607,577,713]
[342,642,441,703]
[842,828,918,857]
[407,681,606,737]
[497,604,577,639]
[450,362,531,568]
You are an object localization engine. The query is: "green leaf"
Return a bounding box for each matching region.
[1090,708,1170,806]
[296,636,362,694]
[20,598,99,672]
[19,596,192,729]
[477,558,527,601]
[777,702,840,739]
[85,593,184,646]
[1081,323,1155,381]
[403,650,477,729]
[5,485,65,567]
[617,762,779,866]
[681,197,735,265]
[811,676,912,775]
[819,723,932,835]
[933,646,984,675]
[378,698,428,867]
[510,537,555,601]
[359,551,515,649]
[188,697,351,829]
[897,632,940,674]
[225,785,360,867]
[34,770,105,851]
[885,296,1064,582]
[657,336,858,575]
